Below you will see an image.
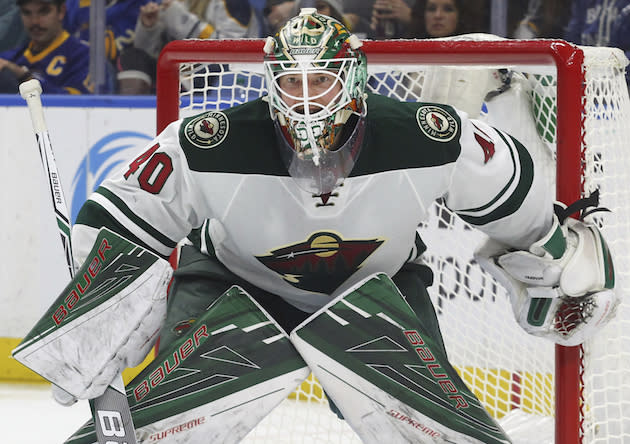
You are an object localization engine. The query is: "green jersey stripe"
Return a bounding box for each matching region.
[93,187,178,252]
[73,199,162,253]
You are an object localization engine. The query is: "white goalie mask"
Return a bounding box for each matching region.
[263,8,367,195]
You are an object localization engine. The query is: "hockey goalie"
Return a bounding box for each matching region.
[12,8,620,444]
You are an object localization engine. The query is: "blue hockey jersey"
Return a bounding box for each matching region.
[0,30,93,94]
[63,0,151,62]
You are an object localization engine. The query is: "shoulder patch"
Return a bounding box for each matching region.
[183,111,229,149]
[416,106,458,142]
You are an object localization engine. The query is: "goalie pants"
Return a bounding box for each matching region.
[159,245,447,356]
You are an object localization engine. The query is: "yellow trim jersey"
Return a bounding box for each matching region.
[0,31,92,94]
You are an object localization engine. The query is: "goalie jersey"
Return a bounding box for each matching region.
[73,93,553,313]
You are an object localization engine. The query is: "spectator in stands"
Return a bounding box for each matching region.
[63,0,150,64]
[369,0,415,38]
[0,0,28,52]
[610,4,630,76]
[344,0,373,37]
[264,0,295,34]
[265,1,351,34]
[404,0,488,39]
[117,0,259,95]
[0,0,92,94]
[292,0,353,29]
[512,0,573,39]
[247,0,268,37]
[564,0,630,87]
[61,0,150,93]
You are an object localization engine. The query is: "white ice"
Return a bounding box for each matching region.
[2,382,554,444]
[2,382,93,443]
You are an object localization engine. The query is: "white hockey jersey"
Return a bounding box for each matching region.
[72,93,553,313]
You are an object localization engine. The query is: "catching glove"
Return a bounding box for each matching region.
[475,194,619,346]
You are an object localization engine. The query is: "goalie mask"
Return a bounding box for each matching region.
[263,8,368,195]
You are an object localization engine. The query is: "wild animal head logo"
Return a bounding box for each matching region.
[255,232,384,294]
[416,106,458,142]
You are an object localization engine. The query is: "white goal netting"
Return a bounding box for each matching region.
[157,36,630,444]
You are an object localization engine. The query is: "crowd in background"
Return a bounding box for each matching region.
[0,0,629,95]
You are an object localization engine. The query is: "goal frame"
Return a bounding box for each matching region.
[156,38,587,444]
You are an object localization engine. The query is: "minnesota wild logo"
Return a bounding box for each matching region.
[416,106,458,142]
[184,111,229,149]
[255,231,384,294]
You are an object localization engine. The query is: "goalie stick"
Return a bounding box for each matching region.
[20,79,73,278]
[19,79,138,444]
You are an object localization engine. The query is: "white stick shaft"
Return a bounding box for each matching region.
[20,79,137,443]
[20,79,74,278]
[20,79,47,133]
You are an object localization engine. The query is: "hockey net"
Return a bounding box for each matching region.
[156,37,630,443]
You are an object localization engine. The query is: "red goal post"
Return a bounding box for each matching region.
[156,38,630,444]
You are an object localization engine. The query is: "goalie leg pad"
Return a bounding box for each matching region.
[65,285,310,444]
[290,273,511,444]
[12,228,173,400]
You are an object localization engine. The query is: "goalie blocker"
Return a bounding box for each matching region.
[12,228,173,400]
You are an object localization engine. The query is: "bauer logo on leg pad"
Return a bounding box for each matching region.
[52,236,113,326]
[65,286,310,444]
[291,273,510,444]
